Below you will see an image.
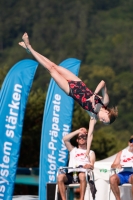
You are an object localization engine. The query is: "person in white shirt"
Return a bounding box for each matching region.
[110,135,133,200]
[57,127,96,200]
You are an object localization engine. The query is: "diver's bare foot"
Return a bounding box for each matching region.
[22,33,31,49]
[18,41,30,53]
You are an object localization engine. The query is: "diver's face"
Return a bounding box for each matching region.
[98,110,110,125]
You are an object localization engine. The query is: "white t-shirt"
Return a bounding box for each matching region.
[68,147,94,173]
[120,148,133,172]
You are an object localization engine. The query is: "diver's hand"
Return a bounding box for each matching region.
[84,151,90,160]
[86,94,95,108]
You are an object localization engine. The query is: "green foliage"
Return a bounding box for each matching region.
[0,64,10,87]
[91,126,130,160]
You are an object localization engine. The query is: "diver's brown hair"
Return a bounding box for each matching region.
[107,106,118,124]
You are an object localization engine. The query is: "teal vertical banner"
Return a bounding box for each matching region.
[39,58,81,200]
[0,59,38,200]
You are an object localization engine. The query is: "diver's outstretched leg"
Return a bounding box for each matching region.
[21,33,81,79]
[20,33,80,94]
[20,33,81,81]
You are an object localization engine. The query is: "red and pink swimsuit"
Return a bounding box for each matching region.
[68,80,106,114]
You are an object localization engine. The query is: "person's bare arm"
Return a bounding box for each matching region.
[94,80,109,106]
[63,128,87,152]
[86,119,97,156]
[111,151,122,169]
[83,151,96,170]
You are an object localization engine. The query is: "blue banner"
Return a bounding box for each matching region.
[0,59,38,200]
[39,58,81,200]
